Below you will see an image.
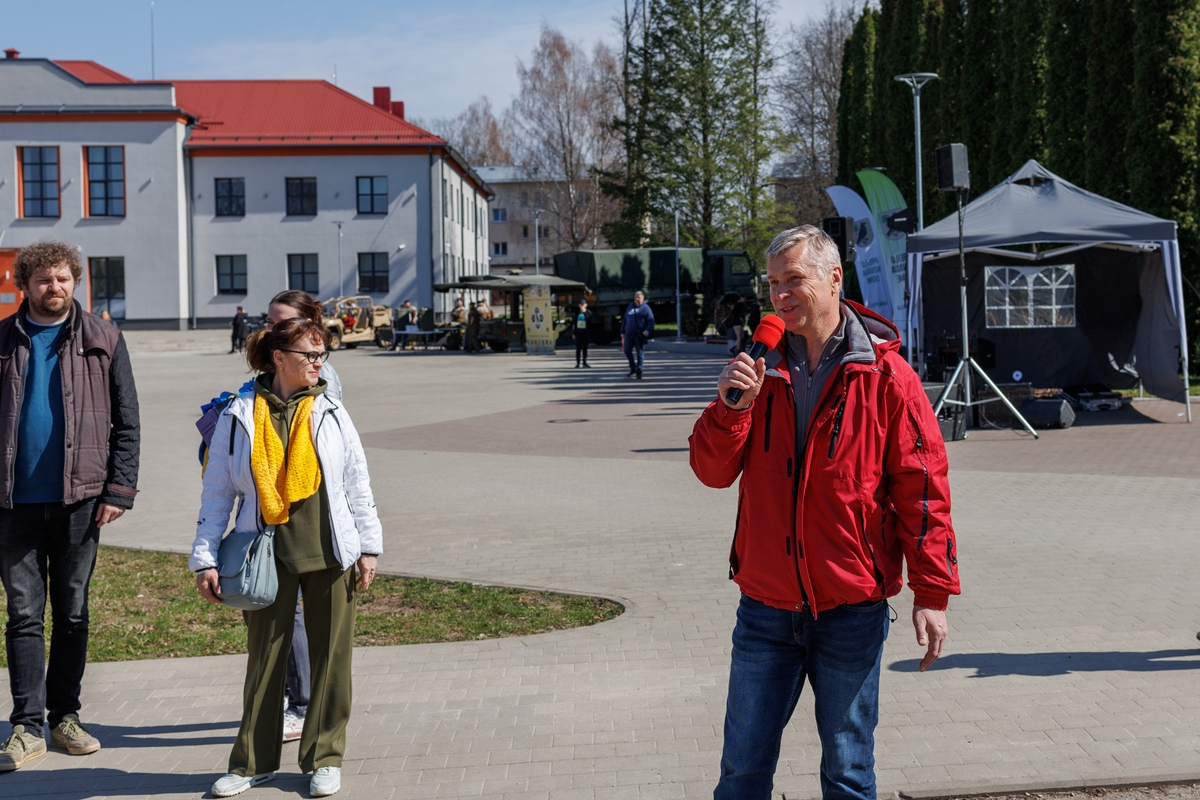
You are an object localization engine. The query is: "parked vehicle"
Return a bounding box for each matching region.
[433,273,587,352]
[552,248,757,343]
[321,296,393,350]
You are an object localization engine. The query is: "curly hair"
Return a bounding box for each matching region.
[14,241,83,290]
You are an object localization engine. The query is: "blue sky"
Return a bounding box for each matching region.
[4,0,823,120]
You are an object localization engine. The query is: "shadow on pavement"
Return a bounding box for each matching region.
[0,766,237,799]
[87,719,237,749]
[889,648,1200,677]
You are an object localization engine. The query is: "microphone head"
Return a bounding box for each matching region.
[750,314,786,350]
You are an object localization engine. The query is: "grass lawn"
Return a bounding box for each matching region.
[0,546,623,666]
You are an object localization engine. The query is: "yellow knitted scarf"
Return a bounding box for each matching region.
[250,392,321,524]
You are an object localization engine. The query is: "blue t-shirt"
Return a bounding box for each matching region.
[14,317,67,503]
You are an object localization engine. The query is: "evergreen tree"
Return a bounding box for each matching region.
[998,0,1051,175]
[928,0,964,221]
[872,0,933,204]
[836,5,879,185]
[962,0,1001,192]
[1084,0,1135,201]
[1127,0,1200,343]
[1044,0,1090,184]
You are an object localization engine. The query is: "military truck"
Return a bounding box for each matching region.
[552,248,756,343]
[432,273,587,352]
[321,296,393,350]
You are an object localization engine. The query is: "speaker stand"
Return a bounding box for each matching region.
[931,189,1040,440]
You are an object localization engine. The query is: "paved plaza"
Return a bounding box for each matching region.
[2,330,1200,800]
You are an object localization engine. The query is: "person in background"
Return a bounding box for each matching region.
[192,317,382,798]
[574,300,593,368]
[465,303,481,354]
[450,297,467,325]
[231,306,250,354]
[728,295,747,356]
[98,309,117,327]
[621,291,655,379]
[391,300,416,351]
[0,240,140,772]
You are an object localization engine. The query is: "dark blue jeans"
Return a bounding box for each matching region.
[715,595,889,800]
[623,335,645,375]
[0,499,100,737]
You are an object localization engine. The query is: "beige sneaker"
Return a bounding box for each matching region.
[50,715,101,755]
[0,725,47,771]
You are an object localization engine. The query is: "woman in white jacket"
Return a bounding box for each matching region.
[190,317,382,799]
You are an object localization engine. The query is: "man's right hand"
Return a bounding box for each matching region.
[196,569,222,604]
[717,353,766,410]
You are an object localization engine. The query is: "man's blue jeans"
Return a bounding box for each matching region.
[0,499,100,737]
[624,335,645,375]
[715,595,889,800]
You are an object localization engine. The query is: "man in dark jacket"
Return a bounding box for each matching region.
[230,306,249,354]
[621,291,655,379]
[573,300,593,368]
[0,241,140,771]
[690,226,959,800]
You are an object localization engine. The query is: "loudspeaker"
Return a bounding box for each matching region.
[821,216,856,262]
[924,382,967,441]
[1019,398,1075,429]
[936,143,970,192]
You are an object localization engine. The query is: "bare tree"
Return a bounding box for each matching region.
[414,97,512,168]
[505,25,621,251]
[774,0,856,225]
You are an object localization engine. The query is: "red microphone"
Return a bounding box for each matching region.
[725,314,786,406]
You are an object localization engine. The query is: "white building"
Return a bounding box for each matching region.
[0,53,491,327]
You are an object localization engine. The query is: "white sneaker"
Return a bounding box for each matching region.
[310,765,341,797]
[212,772,275,797]
[282,709,304,743]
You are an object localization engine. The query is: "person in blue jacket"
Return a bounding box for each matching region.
[621,291,655,379]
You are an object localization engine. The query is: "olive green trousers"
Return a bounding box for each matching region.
[229,561,356,776]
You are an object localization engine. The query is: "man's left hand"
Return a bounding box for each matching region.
[913,606,948,672]
[94,503,125,527]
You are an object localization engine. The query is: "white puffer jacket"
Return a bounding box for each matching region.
[190,392,383,573]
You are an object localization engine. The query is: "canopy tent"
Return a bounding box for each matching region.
[432,274,588,293]
[905,160,1190,419]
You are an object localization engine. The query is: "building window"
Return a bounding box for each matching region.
[522,225,529,239]
[357,176,387,214]
[538,224,550,239]
[89,257,125,319]
[86,146,124,217]
[493,242,508,256]
[216,255,248,295]
[357,252,389,293]
[215,178,245,217]
[287,253,319,294]
[985,265,1076,328]
[20,147,59,218]
[286,177,317,215]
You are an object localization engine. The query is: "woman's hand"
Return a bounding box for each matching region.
[356,555,378,591]
[196,569,222,604]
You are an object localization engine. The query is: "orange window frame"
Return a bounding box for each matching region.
[83,145,126,218]
[16,146,62,219]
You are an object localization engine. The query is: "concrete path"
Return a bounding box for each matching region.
[2,331,1199,799]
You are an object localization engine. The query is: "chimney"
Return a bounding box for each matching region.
[4,49,19,60]
[391,101,405,120]
[372,86,391,112]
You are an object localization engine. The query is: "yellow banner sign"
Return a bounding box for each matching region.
[523,285,555,355]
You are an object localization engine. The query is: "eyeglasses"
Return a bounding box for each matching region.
[281,348,331,364]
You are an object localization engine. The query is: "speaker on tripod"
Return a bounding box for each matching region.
[930,143,1040,440]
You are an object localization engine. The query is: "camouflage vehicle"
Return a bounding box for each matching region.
[321,295,393,350]
[553,248,756,343]
[433,273,587,352]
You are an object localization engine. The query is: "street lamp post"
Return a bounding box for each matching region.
[332,221,345,296]
[533,209,541,276]
[674,208,682,342]
[893,72,938,230]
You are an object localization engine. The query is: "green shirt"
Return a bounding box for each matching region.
[254,376,338,575]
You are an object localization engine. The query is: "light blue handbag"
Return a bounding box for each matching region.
[216,525,278,610]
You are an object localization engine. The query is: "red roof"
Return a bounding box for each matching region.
[173,80,444,148]
[54,61,134,84]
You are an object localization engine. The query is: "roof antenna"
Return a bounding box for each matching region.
[150,1,156,80]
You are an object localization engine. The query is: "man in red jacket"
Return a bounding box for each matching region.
[690,226,959,800]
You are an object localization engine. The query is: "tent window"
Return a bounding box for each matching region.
[985,265,1075,328]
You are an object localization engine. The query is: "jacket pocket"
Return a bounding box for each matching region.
[729,489,745,579]
[858,503,885,595]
